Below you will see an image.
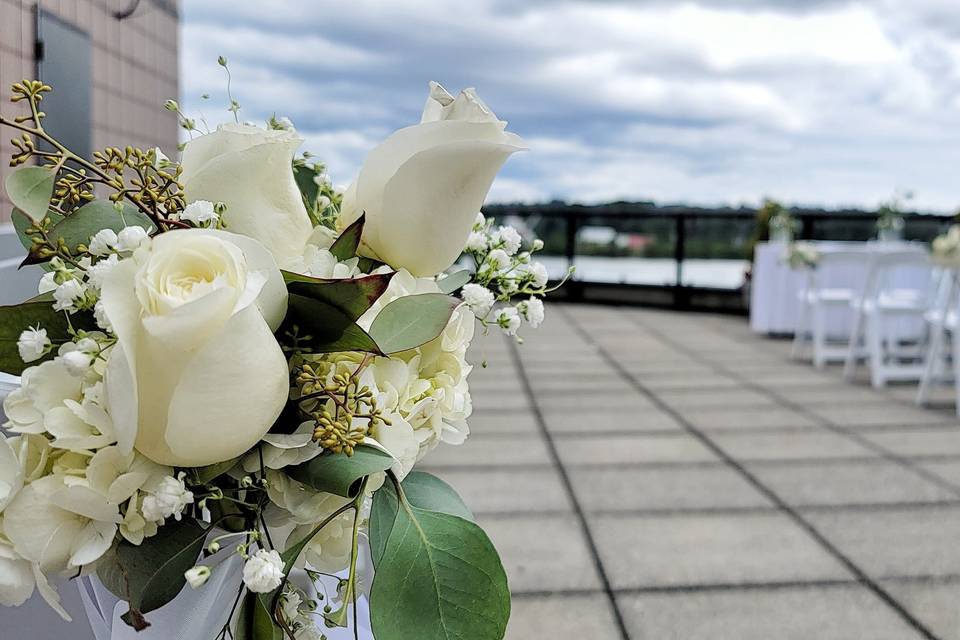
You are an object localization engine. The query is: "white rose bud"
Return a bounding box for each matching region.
[17,327,50,363]
[100,229,289,465]
[242,549,284,593]
[180,124,313,264]
[185,565,211,589]
[87,229,118,256]
[116,226,149,252]
[339,81,526,276]
[462,283,495,318]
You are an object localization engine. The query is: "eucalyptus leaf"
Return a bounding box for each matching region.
[96,519,210,628]
[0,303,95,375]
[436,270,472,294]
[279,293,382,354]
[368,293,458,354]
[286,444,394,498]
[369,472,474,566]
[329,213,364,260]
[369,497,510,640]
[49,200,154,253]
[281,271,393,320]
[5,166,54,221]
[191,458,239,484]
[235,591,282,640]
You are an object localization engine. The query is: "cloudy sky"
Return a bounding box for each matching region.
[181,0,960,212]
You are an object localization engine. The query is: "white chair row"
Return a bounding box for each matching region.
[790,244,960,415]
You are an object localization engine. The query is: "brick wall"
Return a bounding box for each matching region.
[0,0,179,223]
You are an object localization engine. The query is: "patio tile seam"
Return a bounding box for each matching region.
[622,312,960,501]
[560,307,944,640]
[505,334,632,640]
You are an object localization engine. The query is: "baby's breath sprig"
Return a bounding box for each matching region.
[461,212,573,340]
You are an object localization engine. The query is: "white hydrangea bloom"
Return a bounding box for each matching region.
[180,200,219,227]
[141,472,193,522]
[461,283,494,318]
[242,549,284,593]
[87,229,118,256]
[491,225,522,255]
[17,327,50,363]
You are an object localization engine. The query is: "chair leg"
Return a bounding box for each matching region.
[792,301,810,361]
[843,305,864,380]
[868,312,886,388]
[813,305,827,369]
[917,323,944,406]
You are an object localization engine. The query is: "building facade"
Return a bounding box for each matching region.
[0,0,180,223]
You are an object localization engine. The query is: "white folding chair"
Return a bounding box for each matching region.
[844,250,932,387]
[917,268,960,414]
[792,250,870,368]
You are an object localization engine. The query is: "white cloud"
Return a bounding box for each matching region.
[181,0,960,212]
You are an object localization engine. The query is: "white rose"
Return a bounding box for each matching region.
[242,549,284,593]
[340,81,526,276]
[180,123,313,263]
[100,229,290,466]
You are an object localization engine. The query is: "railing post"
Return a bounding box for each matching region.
[565,212,582,301]
[674,215,687,309]
[801,215,814,240]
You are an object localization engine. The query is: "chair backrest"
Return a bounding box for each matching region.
[811,250,872,294]
[862,249,933,304]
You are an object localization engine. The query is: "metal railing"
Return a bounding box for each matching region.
[482,203,956,310]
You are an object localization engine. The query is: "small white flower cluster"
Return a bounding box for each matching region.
[242,548,285,593]
[461,213,552,338]
[783,241,821,270]
[932,225,960,267]
[176,200,223,228]
[87,225,150,257]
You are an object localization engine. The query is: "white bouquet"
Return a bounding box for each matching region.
[0,72,555,640]
[783,241,821,269]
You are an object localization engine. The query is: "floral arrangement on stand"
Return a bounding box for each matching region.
[875,190,911,241]
[783,241,821,270]
[931,225,960,268]
[0,71,558,640]
[762,199,797,243]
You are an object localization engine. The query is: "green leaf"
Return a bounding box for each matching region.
[357,256,386,273]
[0,303,96,375]
[191,458,238,484]
[293,163,320,210]
[368,293,458,354]
[369,496,511,640]
[436,269,472,294]
[286,444,394,498]
[49,200,155,253]
[281,271,393,320]
[5,166,54,221]
[369,472,474,567]
[96,519,210,628]
[279,293,381,354]
[329,213,364,260]
[235,591,282,640]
